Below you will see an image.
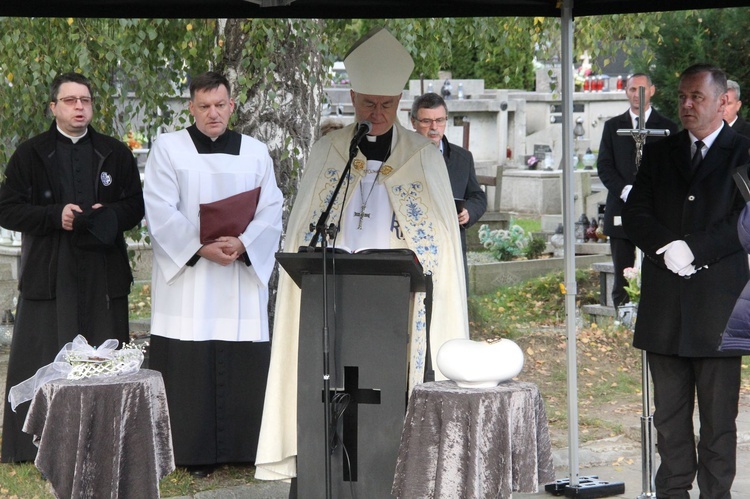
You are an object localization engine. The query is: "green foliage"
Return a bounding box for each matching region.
[468,268,600,339]
[524,235,547,260]
[629,8,750,124]
[0,461,50,497]
[512,217,542,233]
[323,15,669,91]
[0,18,219,169]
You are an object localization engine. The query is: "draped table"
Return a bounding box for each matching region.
[392,380,554,498]
[23,369,175,499]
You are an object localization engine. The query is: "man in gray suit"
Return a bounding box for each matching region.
[597,73,677,307]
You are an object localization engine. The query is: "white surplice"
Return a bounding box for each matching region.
[144,128,283,342]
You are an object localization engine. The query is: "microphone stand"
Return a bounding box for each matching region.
[305,136,360,499]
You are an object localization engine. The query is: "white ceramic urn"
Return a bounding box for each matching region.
[436,338,524,388]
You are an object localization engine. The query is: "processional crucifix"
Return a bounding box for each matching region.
[616,86,670,499]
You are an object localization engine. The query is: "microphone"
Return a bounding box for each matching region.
[349,121,372,155]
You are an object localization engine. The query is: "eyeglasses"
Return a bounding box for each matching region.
[56,96,94,106]
[416,117,447,126]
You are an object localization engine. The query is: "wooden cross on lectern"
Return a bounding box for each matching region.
[616,86,671,168]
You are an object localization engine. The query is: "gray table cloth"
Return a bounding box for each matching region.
[24,369,175,499]
[392,380,554,498]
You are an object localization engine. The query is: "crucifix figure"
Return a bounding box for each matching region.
[616,86,671,169]
[615,85,670,499]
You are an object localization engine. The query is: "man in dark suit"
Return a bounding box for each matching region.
[725,79,750,138]
[411,92,487,287]
[597,73,678,307]
[623,64,750,499]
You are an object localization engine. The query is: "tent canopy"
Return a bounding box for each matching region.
[2,0,749,19]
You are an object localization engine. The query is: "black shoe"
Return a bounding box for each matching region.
[186,465,215,478]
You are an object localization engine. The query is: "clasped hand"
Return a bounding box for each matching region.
[198,236,246,266]
[656,240,697,277]
[62,203,102,231]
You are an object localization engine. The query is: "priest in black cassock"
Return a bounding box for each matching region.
[144,71,283,476]
[0,72,144,462]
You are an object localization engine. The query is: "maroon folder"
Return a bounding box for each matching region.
[199,186,261,244]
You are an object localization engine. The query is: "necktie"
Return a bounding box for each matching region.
[635,117,639,129]
[691,140,704,172]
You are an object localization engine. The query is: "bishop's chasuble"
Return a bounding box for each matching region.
[255,121,469,480]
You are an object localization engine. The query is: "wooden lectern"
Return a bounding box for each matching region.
[277,251,425,499]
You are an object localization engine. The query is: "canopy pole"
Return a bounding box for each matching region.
[544,1,626,495]
[560,0,580,489]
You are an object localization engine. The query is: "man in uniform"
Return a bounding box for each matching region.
[0,72,144,462]
[255,27,468,481]
[144,71,283,476]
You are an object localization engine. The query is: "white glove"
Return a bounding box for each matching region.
[677,264,697,277]
[656,240,695,274]
[620,185,633,202]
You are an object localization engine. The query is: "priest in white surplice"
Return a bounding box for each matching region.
[255,27,469,481]
[144,72,283,476]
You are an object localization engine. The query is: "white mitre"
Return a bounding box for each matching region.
[344,27,414,96]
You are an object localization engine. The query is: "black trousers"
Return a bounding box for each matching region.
[648,353,741,499]
[609,236,636,307]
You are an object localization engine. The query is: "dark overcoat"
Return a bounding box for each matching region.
[731,115,750,138]
[0,122,144,299]
[441,136,487,257]
[597,109,678,238]
[622,125,750,357]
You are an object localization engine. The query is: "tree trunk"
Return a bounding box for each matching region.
[218,18,326,329]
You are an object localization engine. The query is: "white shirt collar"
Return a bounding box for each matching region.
[629,107,652,128]
[689,122,724,155]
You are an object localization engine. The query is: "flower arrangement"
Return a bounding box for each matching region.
[479,224,530,261]
[65,338,146,380]
[527,155,539,169]
[122,130,147,151]
[623,267,641,304]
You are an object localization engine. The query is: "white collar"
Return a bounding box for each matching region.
[629,107,652,127]
[56,126,88,144]
[689,122,724,152]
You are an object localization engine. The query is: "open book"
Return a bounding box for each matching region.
[298,245,416,256]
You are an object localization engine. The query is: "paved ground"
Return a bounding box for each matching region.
[3,341,750,498]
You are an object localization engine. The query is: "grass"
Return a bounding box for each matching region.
[0,462,50,497]
[0,461,264,498]
[511,216,542,234]
[128,282,152,320]
[468,268,600,340]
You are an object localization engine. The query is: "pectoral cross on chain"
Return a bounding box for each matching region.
[616,86,671,169]
[354,205,370,229]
